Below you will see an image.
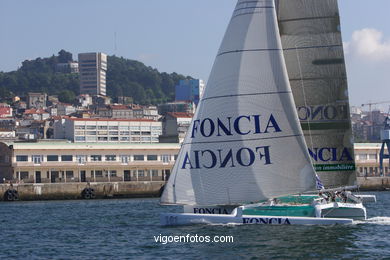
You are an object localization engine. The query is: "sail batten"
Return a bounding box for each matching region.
[161,0,317,206]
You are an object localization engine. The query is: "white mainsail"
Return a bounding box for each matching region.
[161,0,317,206]
[276,0,356,188]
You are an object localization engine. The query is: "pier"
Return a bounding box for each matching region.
[0,181,165,201]
[1,178,390,201]
[357,177,390,191]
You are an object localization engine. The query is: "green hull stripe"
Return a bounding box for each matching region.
[314,163,356,172]
[300,122,350,130]
[243,205,316,217]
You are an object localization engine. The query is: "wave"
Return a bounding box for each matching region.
[355,217,390,225]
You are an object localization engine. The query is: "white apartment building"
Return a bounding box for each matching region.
[53,118,162,143]
[354,143,390,177]
[0,141,179,183]
[78,52,107,96]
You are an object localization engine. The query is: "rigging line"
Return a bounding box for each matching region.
[295,45,315,157]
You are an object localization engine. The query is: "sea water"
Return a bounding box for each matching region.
[0,192,389,259]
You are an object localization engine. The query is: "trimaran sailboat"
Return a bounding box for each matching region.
[160,0,373,225]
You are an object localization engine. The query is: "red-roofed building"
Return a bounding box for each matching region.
[0,103,12,118]
[23,108,50,120]
[97,104,134,119]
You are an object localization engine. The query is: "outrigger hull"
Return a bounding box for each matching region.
[160,208,353,226]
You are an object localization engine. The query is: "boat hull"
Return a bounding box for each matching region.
[160,207,353,226]
[318,203,367,220]
[355,195,377,203]
[161,213,352,226]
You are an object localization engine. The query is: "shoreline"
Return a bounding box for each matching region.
[0,181,165,201]
[0,177,389,201]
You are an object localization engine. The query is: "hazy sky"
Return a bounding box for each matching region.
[1,0,390,109]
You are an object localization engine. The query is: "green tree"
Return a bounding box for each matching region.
[58,49,73,63]
[58,90,75,104]
[0,50,192,105]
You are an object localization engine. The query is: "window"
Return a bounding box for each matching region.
[130,126,140,131]
[119,126,129,131]
[86,125,96,130]
[75,131,84,135]
[133,155,144,161]
[107,170,117,177]
[91,155,102,161]
[131,137,141,142]
[75,136,86,141]
[66,171,74,178]
[86,131,97,135]
[120,137,130,141]
[98,137,108,141]
[359,154,367,160]
[131,131,140,135]
[32,155,43,164]
[105,155,116,161]
[47,155,58,161]
[152,170,158,177]
[76,155,87,164]
[61,155,73,162]
[16,155,28,162]
[75,125,86,130]
[369,154,377,160]
[161,154,171,163]
[141,126,150,131]
[86,136,97,141]
[147,155,158,161]
[94,170,103,177]
[138,170,145,177]
[110,137,119,141]
[121,155,130,163]
[98,126,108,130]
[20,171,29,179]
[108,126,118,130]
[174,155,178,161]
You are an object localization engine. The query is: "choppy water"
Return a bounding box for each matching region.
[0,192,390,259]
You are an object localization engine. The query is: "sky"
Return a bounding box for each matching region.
[1,0,390,110]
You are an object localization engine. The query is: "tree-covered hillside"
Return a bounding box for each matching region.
[0,50,191,105]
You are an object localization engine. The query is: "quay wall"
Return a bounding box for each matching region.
[1,178,389,201]
[0,181,165,201]
[357,177,390,191]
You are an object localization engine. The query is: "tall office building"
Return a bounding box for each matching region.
[78,52,107,96]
